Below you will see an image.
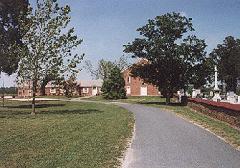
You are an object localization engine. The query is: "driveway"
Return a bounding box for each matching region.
[118,103,240,168]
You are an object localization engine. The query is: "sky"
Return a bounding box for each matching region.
[2,0,240,87]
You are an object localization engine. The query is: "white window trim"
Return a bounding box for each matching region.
[50,88,56,94]
[82,88,89,93]
[128,76,131,83]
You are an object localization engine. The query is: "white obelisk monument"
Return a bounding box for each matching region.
[212,65,221,102]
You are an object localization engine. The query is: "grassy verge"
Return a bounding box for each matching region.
[0,100,134,168]
[120,96,240,149]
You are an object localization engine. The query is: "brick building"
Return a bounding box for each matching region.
[122,68,160,96]
[18,80,103,97]
[78,80,103,97]
[18,80,37,97]
[44,81,65,96]
[18,81,64,97]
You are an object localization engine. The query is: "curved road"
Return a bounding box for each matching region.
[118,103,240,168]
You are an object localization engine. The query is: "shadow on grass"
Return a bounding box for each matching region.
[40,109,103,115]
[4,103,65,109]
[0,108,103,119]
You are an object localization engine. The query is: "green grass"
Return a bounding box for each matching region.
[36,95,69,99]
[121,96,240,149]
[83,96,163,103]
[0,100,134,168]
[81,96,107,101]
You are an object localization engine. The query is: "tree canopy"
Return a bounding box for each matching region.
[0,0,28,75]
[210,36,240,92]
[124,12,210,104]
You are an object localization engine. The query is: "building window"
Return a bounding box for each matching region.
[83,88,89,93]
[50,88,56,94]
[128,76,131,83]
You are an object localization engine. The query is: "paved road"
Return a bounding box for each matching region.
[118,103,240,168]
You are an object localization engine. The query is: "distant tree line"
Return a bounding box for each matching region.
[0,87,17,95]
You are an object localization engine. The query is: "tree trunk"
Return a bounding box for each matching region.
[2,95,4,107]
[2,86,4,107]
[166,93,171,105]
[2,73,5,107]
[226,77,237,92]
[31,81,37,115]
[40,83,46,96]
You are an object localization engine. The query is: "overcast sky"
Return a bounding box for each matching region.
[2,0,240,87]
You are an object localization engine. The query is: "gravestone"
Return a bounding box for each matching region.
[177,89,184,102]
[209,91,214,97]
[227,92,237,104]
[192,89,201,98]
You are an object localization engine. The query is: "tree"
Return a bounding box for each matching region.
[39,72,60,96]
[210,36,240,92]
[101,66,126,99]
[85,55,129,80]
[85,59,115,80]
[17,0,83,115]
[124,12,209,104]
[63,75,77,98]
[180,36,213,89]
[0,0,28,75]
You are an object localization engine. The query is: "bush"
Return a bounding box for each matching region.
[101,67,126,100]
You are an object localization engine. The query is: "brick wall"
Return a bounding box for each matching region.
[78,87,101,97]
[17,88,41,97]
[123,69,160,96]
[188,98,240,128]
[18,87,64,97]
[45,87,65,96]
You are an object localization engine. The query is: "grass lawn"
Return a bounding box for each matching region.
[121,96,240,149]
[36,95,69,99]
[81,96,110,102]
[0,100,134,168]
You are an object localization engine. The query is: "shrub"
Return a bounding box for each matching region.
[102,67,126,100]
